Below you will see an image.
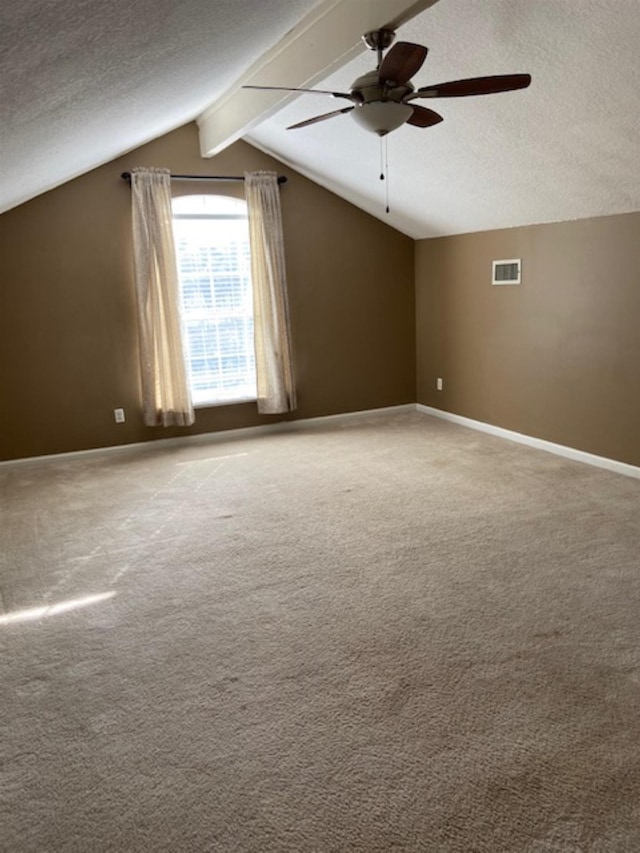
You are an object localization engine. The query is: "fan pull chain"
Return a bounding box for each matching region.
[379,136,390,213]
[384,135,390,214]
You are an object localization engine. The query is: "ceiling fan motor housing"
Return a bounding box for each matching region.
[350,71,413,103]
[349,71,414,136]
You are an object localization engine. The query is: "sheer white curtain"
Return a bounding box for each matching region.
[245,171,297,414]
[130,167,194,427]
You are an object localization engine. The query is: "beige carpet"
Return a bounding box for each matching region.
[2,411,640,852]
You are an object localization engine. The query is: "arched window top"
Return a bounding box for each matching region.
[172,194,247,218]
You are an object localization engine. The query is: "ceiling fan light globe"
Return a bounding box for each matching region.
[350,101,413,136]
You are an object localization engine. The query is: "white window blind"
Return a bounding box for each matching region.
[172,195,256,407]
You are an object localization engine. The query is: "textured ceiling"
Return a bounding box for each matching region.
[0,0,319,213]
[3,0,640,239]
[248,0,640,237]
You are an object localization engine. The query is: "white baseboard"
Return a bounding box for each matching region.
[6,403,638,480]
[0,404,415,468]
[417,404,640,481]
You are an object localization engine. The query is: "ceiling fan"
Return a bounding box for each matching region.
[243,29,531,137]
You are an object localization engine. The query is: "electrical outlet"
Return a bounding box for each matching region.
[114,408,125,424]
[436,378,443,391]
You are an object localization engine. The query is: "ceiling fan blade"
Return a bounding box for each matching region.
[378,42,428,85]
[243,85,355,102]
[287,106,354,130]
[407,105,443,128]
[412,73,531,99]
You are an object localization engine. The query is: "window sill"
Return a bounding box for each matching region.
[194,397,257,410]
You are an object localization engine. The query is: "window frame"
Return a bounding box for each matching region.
[171,193,257,409]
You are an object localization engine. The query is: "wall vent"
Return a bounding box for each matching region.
[492,259,521,285]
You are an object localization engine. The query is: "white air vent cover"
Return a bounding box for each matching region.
[492,259,521,285]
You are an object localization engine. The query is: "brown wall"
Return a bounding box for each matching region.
[416,213,640,467]
[0,124,415,461]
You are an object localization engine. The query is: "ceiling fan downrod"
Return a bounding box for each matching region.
[362,29,395,69]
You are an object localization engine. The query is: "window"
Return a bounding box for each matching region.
[172,194,256,407]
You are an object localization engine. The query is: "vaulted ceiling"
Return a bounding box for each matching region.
[4,0,640,238]
[0,0,319,213]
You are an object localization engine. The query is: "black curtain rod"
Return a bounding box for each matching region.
[121,172,287,184]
